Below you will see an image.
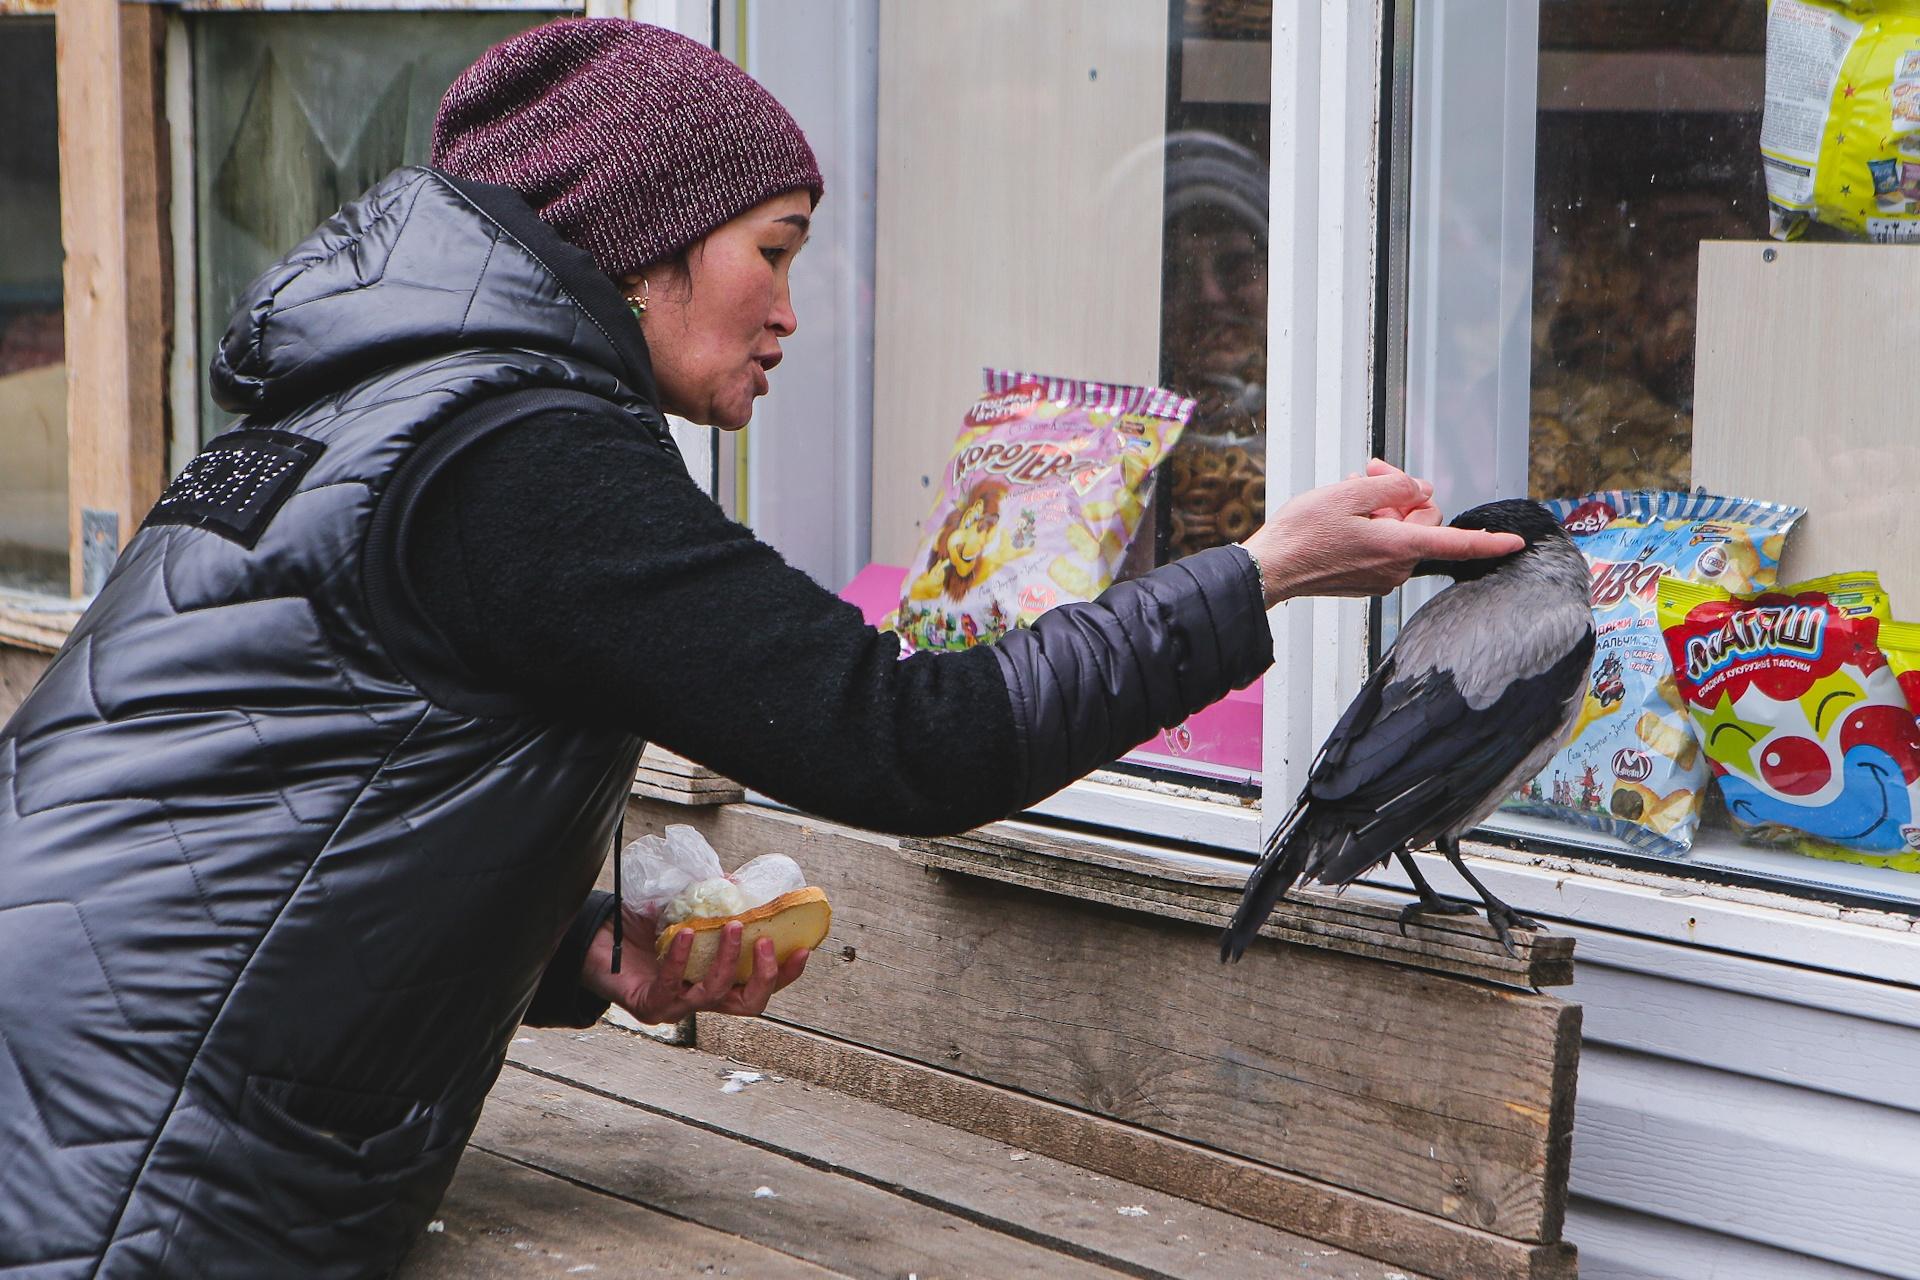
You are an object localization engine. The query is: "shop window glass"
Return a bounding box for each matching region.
[0,18,67,595]
[191,10,560,440]
[824,1,1272,791]
[1400,0,1920,907]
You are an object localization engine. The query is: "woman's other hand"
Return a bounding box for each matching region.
[1241,460,1524,607]
[580,907,810,1023]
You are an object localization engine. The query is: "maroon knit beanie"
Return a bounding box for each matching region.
[431,18,823,282]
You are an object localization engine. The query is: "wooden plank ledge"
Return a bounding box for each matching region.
[627,801,1583,1254]
[903,822,1574,989]
[398,1147,842,1278]
[633,745,746,806]
[698,1017,1575,1280]
[504,1024,1430,1279]
[0,592,80,655]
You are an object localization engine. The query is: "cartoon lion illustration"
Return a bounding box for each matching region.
[908,478,1029,604]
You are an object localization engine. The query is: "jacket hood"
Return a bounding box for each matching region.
[211,166,658,418]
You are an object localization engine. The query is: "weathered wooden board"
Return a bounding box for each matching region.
[0,645,53,723]
[906,822,1574,989]
[470,1063,1133,1280]
[633,778,746,807]
[633,745,747,806]
[509,1026,1427,1280]
[698,1018,1575,1280]
[396,1147,845,1279]
[635,770,741,795]
[55,0,169,596]
[0,599,74,657]
[625,801,1582,1250]
[639,745,735,781]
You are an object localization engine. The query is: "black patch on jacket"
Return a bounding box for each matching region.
[148,430,325,548]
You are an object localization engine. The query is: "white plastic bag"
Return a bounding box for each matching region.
[618,824,805,925]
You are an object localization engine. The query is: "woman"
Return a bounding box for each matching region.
[0,19,1519,1278]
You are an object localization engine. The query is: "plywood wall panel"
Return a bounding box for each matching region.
[871,2,1167,565]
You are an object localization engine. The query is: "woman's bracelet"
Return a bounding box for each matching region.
[1239,541,1272,606]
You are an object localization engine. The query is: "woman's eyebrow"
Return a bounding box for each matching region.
[775,213,812,235]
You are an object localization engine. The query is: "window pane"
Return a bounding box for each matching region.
[0,18,67,595]
[1400,0,1920,908]
[756,1,1272,791]
[191,10,560,441]
[1528,5,1766,502]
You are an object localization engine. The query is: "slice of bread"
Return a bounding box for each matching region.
[656,887,831,985]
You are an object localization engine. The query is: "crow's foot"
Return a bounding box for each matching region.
[1435,836,1544,957]
[1396,895,1477,935]
[1393,849,1478,935]
[1480,900,1542,957]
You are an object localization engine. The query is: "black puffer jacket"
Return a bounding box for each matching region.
[0,166,1271,1278]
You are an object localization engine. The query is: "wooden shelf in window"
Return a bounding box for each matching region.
[1539,50,1763,115]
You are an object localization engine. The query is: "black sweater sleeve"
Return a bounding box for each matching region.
[409,409,1273,835]
[411,409,1025,836]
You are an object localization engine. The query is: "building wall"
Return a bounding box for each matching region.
[1561,923,1920,1280]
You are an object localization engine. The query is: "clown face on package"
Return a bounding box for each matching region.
[1660,576,1920,859]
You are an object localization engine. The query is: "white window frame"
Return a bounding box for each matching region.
[1372,0,1920,975]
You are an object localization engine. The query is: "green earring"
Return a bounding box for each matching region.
[626,277,649,319]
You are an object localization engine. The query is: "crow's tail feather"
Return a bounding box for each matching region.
[1220,795,1317,963]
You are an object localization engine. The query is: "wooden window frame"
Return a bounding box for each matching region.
[50,0,169,603]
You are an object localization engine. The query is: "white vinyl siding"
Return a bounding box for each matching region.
[1562,922,1920,1278]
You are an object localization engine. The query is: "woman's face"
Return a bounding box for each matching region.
[634,190,812,429]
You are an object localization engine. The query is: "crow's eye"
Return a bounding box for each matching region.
[1759,735,1829,797]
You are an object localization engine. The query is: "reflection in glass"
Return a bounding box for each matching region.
[1159,4,1271,561]
[191,11,555,440]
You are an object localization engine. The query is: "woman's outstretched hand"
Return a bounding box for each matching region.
[1240,460,1524,607]
[580,906,810,1024]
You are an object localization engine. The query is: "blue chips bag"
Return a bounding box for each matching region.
[1505,490,1805,855]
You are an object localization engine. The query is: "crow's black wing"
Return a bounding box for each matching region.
[1300,631,1595,886]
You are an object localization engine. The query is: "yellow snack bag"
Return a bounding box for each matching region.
[1765,0,1920,242]
[897,369,1189,652]
[1883,620,1920,703]
[1784,570,1893,618]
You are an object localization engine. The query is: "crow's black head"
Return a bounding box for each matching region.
[1414,498,1570,583]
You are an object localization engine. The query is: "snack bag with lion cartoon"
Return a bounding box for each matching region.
[895,369,1190,652]
[1659,575,1920,872]
[1504,490,1804,855]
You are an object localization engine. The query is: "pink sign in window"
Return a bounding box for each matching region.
[839,564,1262,786]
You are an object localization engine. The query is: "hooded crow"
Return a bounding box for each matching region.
[1221,499,1594,960]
